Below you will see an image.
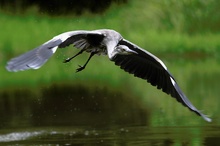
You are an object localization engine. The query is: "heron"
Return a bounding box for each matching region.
[6,29,211,122]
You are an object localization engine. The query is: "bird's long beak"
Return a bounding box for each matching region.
[127,49,138,54]
[117,45,138,55]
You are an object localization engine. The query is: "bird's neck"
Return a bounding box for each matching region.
[105,41,118,60]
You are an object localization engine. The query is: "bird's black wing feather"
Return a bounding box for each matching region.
[58,33,105,49]
[113,39,211,122]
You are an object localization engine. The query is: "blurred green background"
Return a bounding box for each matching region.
[1,0,220,128]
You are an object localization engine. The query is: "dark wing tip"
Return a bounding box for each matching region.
[171,77,212,122]
[115,39,211,122]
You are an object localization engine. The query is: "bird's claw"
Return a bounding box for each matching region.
[76,65,85,73]
[63,58,70,63]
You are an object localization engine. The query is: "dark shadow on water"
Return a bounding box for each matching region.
[0,83,150,129]
[0,89,34,128]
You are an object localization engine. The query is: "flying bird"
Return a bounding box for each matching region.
[6,29,211,122]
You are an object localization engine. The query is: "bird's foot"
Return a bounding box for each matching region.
[63,58,71,63]
[76,65,85,73]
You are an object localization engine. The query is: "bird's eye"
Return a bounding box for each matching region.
[121,48,126,52]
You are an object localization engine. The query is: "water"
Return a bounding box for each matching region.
[0,84,220,146]
[1,59,220,145]
[1,126,220,145]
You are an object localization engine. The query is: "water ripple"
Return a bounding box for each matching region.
[0,131,44,142]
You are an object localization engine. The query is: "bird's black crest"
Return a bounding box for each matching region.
[118,39,133,49]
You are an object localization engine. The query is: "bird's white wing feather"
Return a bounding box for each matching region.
[6,30,103,72]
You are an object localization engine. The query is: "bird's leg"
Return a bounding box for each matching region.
[63,49,84,63]
[76,51,96,73]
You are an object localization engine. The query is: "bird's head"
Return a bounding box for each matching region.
[115,45,137,55]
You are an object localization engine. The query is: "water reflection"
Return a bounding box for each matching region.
[0,131,44,142]
[1,69,220,145]
[1,126,220,145]
[0,84,149,129]
[0,89,34,128]
[33,83,150,127]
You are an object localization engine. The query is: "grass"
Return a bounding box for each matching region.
[1,0,220,125]
[1,6,220,88]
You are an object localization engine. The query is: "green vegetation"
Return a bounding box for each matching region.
[0,0,220,125]
[1,0,220,87]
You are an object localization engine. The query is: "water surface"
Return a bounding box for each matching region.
[1,59,220,145]
[1,125,220,145]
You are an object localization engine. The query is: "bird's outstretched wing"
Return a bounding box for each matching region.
[6,30,105,72]
[112,39,211,122]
